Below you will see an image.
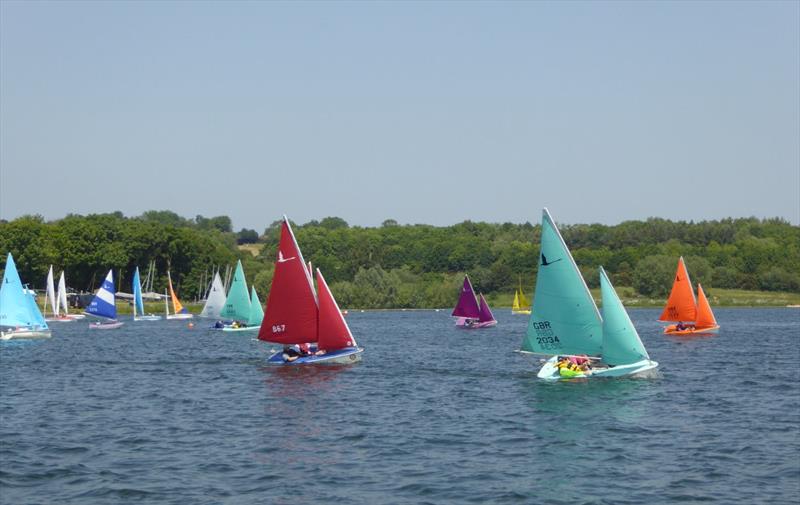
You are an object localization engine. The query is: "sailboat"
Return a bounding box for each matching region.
[54,271,84,320]
[659,257,719,335]
[219,260,250,323]
[165,271,193,320]
[222,285,264,332]
[511,277,532,315]
[132,266,161,321]
[452,275,497,328]
[199,271,226,319]
[85,270,124,329]
[43,266,71,322]
[521,209,658,379]
[257,216,363,364]
[0,253,52,340]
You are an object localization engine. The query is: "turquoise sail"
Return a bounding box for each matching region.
[599,267,650,365]
[220,260,250,322]
[0,253,43,328]
[522,208,602,356]
[25,288,48,328]
[133,267,145,316]
[247,286,264,327]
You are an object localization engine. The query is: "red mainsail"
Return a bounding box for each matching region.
[258,219,318,344]
[316,269,356,351]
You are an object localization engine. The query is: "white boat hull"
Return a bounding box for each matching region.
[134,315,162,321]
[537,356,659,380]
[167,313,194,320]
[0,328,52,340]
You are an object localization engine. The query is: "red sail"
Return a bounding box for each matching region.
[258,219,318,344]
[658,257,697,322]
[316,269,356,351]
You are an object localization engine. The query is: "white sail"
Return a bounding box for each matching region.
[57,272,69,316]
[44,266,57,317]
[199,272,226,318]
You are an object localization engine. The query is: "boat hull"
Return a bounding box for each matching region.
[134,315,162,321]
[537,356,659,380]
[455,317,498,329]
[221,325,259,333]
[89,321,124,330]
[663,324,719,335]
[0,328,52,340]
[512,309,531,315]
[266,346,363,365]
[167,313,194,320]
[45,316,75,322]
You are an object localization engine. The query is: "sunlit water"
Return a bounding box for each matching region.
[1,308,798,504]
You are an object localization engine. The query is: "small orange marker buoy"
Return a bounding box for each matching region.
[188,322,194,328]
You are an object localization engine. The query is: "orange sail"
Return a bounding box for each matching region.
[694,283,718,330]
[659,257,697,322]
[167,271,185,314]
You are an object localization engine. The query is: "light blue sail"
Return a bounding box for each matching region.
[220,260,250,322]
[133,267,145,316]
[599,267,650,365]
[247,286,264,327]
[0,253,45,329]
[522,208,603,356]
[85,270,117,320]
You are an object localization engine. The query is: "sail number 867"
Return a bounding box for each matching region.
[272,325,286,333]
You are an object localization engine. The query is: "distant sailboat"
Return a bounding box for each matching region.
[54,271,84,320]
[659,257,719,335]
[452,275,497,328]
[0,253,52,340]
[85,270,124,329]
[222,285,264,333]
[220,260,250,323]
[512,277,532,315]
[132,266,161,321]
[521,209,658,379]
[199,271,226,319]
[43,266,71,322]
[258,216,363,364]
[165,271,193,320]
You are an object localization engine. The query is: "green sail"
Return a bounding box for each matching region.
[247,286,264,327]
[599,267,650,365]
[220,260,251,322]
[522,208,603,356]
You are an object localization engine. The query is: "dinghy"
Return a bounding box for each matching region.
[43,266,72,322]
[452,275,497,328]
[222,286,264,332]
[0,253,52,340]
[55,271,84,320]
[165,271,193,319]
[199,271,227,319]
[521,209,657,380]
[511,278,532,315]
[132,266,161,321]
[258,217,363,365]
[659,257,719,335]
[85,270,124,329]
[214,260,250,329]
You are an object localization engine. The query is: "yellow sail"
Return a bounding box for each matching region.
[512,285,531,315]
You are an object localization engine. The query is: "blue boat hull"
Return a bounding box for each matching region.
[266,346,363,365]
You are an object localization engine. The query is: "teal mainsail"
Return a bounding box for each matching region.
[247,286,264,327]
[599,267,650,366]
[133,267,145,316]
[522,208,602,356]
[220,260,250,322]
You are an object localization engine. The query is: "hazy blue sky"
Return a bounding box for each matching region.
[1,0,798,231]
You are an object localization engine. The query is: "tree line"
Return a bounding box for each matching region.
[0,211,797,309]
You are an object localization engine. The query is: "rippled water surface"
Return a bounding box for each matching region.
[1,308,798,504]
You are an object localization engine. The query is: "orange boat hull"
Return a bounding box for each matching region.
[663,324,720,335]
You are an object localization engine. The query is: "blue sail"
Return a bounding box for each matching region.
[86,270,117,320]
[0,253,41,328]
[133,267,145,316]
[25,288,48,328]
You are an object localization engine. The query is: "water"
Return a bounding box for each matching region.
[1,308,798,504]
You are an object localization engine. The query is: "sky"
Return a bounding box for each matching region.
[1,0,798,231]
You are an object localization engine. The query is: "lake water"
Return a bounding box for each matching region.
[1,308,798,504]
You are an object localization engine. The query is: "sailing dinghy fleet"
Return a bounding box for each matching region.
[2,208,728,376]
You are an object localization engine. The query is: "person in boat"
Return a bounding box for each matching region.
[213,320,225,329]
[676,321,685,331]
[282,345,313,362]
[465,318,476,327]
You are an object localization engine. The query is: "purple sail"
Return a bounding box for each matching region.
[452,275,481,318]
[478,293,496,322]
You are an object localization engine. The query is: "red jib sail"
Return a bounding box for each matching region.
[694,283,718,330]
[258,219,318,344]
[316,269,356,351]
